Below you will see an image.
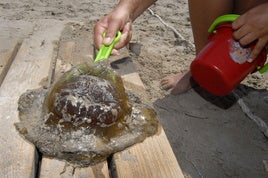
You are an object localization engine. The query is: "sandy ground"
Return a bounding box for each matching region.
[1,0,268,177]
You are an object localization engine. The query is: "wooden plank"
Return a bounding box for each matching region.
[121,73,147,95]
[0,18,34,86]
[0,38,21,86]
[0,18,34,40]
[113,71,185,178]
[0,100,38,178]
[39,22,110,178]
[0,19,66,178]
[113,126,185,178]
[40,159,109,178]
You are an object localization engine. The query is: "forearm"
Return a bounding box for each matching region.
[94,0,157,48]
[115,0,157,21]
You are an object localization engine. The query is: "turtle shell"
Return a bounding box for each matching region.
[45,69,129,129]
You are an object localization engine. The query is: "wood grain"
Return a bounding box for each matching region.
[113,72,185,178]
[40,158,110,178]
[0,39,21,86]
[0,20,66,178]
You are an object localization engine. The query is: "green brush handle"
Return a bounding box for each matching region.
[95,31,121,62]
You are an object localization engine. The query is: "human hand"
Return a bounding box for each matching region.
[94,8,133,55]
[232,3,268,61]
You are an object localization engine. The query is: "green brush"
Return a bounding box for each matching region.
[94,31,122,63]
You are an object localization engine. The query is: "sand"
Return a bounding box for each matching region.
[1,0,268,177]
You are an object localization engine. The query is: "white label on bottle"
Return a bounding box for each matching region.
[229,39,251,64]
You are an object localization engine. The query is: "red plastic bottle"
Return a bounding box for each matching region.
[190,14,267,96]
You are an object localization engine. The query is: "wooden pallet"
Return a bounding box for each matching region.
[0,20,184,178]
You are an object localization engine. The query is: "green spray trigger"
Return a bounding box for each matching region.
[94,31,121,63]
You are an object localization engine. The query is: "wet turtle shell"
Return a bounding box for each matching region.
[45,65,130,129]
[15,62,158,166]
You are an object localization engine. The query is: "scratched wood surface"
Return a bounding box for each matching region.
[0,39,20,86]
[0,19,66,178]
[113,71,184,178]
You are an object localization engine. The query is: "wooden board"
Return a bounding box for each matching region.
[113,71,185,178]
[0,39,21,86]
[113,125,184,178]
[40,159,109,178]
[0,19,67,178]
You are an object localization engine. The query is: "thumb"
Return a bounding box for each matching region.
[103,20,122,45]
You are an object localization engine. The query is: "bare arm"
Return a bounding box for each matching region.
[94,0,157,52]
[124,0,158,20]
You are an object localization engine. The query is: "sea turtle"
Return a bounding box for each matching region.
[15,62,158,166]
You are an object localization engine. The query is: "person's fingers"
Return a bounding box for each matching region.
[231,3,268,61]
[160,78,170,87]
[111,49,120,55]
[232,15,255,42]
[115,22,132,49]
[94,10,133,51]
[160,83,172,90]
[94,21,107,49]
[232,15,245,30]
[103,18,123,45]
[233,26,247,41]
[94,16,124,49]
[238,31,256,46]
[160,80,167,86]
[94,16,111,49]
[114,32,132,49]
[249,38,268,60]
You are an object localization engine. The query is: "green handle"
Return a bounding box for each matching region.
[257,63,268,74]
[94,31,122,63]
[208,14,240,33]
